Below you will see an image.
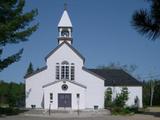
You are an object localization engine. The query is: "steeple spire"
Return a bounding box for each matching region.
[58,8,72,27]
[57,5,73,45]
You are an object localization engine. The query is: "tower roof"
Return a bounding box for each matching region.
[58,10,72,27]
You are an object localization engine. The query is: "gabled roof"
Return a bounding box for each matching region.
[25,42,85,79]
[43,80,87,89]
[88,69,142,86]
[58,10,72,27]
[45,41,85,63]
[24,66,47,79]
[82,67,105,81]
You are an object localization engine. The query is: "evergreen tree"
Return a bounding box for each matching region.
[112,87,129,108]
[131,0,160,40]
[121,87,129,102]
[25,62,34,76]
[0,0,38,72]
[104,87,112,108]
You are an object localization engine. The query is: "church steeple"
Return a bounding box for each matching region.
[58,5,73,45]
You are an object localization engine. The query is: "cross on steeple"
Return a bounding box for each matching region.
[64,3,67,10]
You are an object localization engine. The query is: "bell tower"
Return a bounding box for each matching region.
[58,5,73,45]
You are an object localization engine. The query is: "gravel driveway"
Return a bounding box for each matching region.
[0,107,160,120]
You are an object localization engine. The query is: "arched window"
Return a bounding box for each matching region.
[61,30,69,37]
[61,61,69,65]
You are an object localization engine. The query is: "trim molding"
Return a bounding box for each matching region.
[43,80,87,89]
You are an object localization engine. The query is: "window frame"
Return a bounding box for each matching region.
[56,64,60,80]
[55,62,75,80]
[71,65,75,80]
[50,93,53,101]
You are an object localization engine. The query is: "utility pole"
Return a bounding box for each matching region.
[149,71,155,107]
[150,80,155,107]
[49,103,51,116]
[77,94,80,116]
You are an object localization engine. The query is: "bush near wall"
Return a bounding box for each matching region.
[105,87,139,115]
[104,87,112,108]
[0,107,20,115]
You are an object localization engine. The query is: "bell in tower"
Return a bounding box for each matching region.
[58,5,73,45]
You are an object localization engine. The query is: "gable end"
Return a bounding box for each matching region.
[45,41,85,63]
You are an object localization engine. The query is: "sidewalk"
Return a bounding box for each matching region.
[23,109,111,118]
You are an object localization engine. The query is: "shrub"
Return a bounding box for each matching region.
[0,107,20,116]
[105,87,135,115]
[112,94,125,107]
[111,107,134,115]
[112,87,129,108]
[111,107,122,114]
[104,87,112,108]
[121,87,129,102]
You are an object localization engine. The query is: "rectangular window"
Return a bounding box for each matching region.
[56,66,60,80]
[61,65,69,80]
[66,66,69,79]
[71,66,75,80]
[61,66,65,79]
[76,93,80,98]
[50,93,53,100]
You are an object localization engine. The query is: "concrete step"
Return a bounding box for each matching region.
[24,108,111,115]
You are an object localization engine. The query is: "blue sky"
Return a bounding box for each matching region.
[1,0,160,83]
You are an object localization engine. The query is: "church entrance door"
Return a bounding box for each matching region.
[58,93,72,108]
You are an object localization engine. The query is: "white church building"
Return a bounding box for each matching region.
[25,8,143,110]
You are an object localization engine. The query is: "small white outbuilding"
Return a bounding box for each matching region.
[25,7,143,110]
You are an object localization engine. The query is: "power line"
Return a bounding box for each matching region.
[141,74,160,79]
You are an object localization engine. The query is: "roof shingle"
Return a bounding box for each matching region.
[88,69,142,86]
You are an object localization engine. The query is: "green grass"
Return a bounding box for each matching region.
[0,107,25,116]
[111,107,140,115]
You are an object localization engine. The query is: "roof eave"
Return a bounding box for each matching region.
[43,80,87,89]
[82,67,105,81]
[24,66,47,79]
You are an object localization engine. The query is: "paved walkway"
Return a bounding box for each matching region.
[24,109,111,118]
